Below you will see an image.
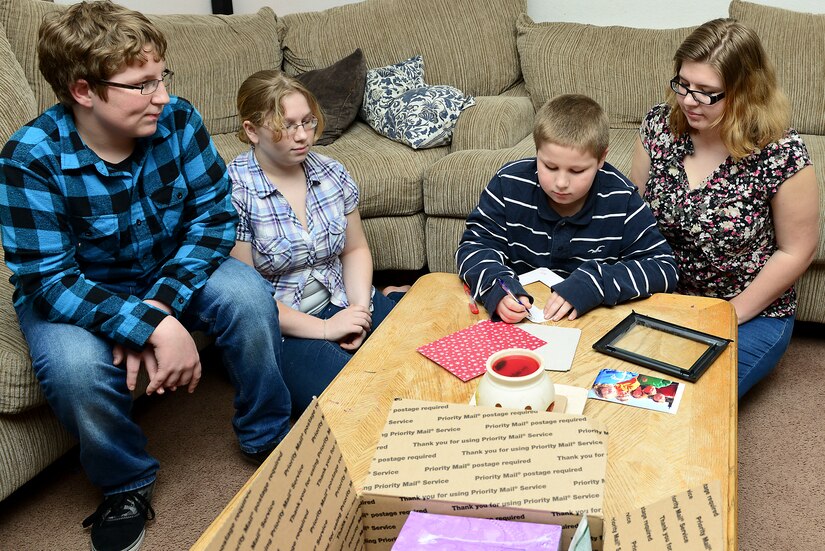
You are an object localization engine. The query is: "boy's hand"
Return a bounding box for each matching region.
[543,291,579,321]
[145,315,201,394]
[496,294,531,324]
[113,344,160,393]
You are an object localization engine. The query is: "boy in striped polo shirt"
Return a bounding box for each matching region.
[457,94,678,323]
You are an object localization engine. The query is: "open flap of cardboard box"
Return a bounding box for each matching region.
[197,399,724,551]
[603,480,724,551]
[202,400,365,551]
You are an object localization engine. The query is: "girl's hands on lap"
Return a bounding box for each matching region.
[339,328,367,351]
[325,305,371,343]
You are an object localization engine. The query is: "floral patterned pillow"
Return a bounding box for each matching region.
[360,55,475,149]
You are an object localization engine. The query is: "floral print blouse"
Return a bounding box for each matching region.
[639,103,812,318]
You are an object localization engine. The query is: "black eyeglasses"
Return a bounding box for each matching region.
[98,69,174,95]
[670,78,725,105]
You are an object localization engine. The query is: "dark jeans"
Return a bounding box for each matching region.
[737,314,794,398]
[280,290,403,412]
[16,258,292,494]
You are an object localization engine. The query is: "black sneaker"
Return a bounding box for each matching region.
[241,447,275,466]
[82,483,156,551]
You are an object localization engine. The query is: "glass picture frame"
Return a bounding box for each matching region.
[591,311,732,382]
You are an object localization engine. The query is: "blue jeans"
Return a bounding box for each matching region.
[737,315,795,399]
[15,258,292,494]
[281,290,402,412]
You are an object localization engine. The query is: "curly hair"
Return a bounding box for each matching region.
[37,1,167,106]
[668,18,789,160]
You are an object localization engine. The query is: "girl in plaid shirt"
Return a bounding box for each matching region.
[228,70,404,413]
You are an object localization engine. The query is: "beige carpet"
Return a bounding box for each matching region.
[0,324,822,550]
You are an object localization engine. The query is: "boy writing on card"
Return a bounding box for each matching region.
[456,94,678,323]
[0,2,291,550]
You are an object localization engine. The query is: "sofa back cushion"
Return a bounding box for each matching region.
[517,14,694,129]
[0,21,43,415]
[150,9,285,136]
[282,0,525,97]
[0,21,37,145]
[729,1,825,135]
[0,0,284,136]
[0,0,61,113]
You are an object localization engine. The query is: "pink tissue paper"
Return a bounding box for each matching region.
[391,511,562,550]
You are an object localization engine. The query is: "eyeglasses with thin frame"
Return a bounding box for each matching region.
[670,77,725,105]
[280,117,318,137]
[98,69,174,95]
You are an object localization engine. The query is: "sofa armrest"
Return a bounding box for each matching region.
[451,96,535,152]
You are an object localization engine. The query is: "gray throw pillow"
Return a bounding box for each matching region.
[296,48,366,146]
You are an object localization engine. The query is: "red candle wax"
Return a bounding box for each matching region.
[492,354,540,377]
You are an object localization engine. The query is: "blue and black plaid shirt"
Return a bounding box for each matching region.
[0,97,237,350]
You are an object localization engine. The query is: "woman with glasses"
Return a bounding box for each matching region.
[630,19,820,398]
[227,70,404,413]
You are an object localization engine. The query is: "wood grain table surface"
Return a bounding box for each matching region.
[194,272,738,550]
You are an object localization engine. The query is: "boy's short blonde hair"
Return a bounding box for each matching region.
[236,69,325,145]
[533,94,609,160]
[38,1,167,106]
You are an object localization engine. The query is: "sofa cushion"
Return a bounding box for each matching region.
[797,134,825,262]
[361,55,475,149]
[0,242,44,414]
[315,121,448,218]
[281,0,525,97]
[0,0,284,136]
[0,21,42,415]
[295,48,366,146]
[450,95,535,152]
[151,9,285,136]
[517,14,694,129]
[729,1,825,135]
[0,0,62,113]
[0,18,38,145]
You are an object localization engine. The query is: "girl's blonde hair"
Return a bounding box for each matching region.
[38,1,167,106]
[668,18,789,160]
[236,70,324,144]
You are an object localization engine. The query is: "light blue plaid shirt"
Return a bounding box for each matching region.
[228,150,359,310]
[0,98,235,350]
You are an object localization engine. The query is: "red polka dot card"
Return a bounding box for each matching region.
[416,320,547,381]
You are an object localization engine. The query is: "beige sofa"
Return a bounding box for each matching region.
[0,0,823,501]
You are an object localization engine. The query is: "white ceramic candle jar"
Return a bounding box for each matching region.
[475,348,556,412]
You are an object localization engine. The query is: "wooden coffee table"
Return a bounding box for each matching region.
[194,272,737,549]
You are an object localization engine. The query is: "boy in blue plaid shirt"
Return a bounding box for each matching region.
[0,3,291,550]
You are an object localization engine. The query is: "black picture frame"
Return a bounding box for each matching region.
[592,311,731,382]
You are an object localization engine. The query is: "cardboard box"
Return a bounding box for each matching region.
[199,399,723,551]
[391,511,562,550]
